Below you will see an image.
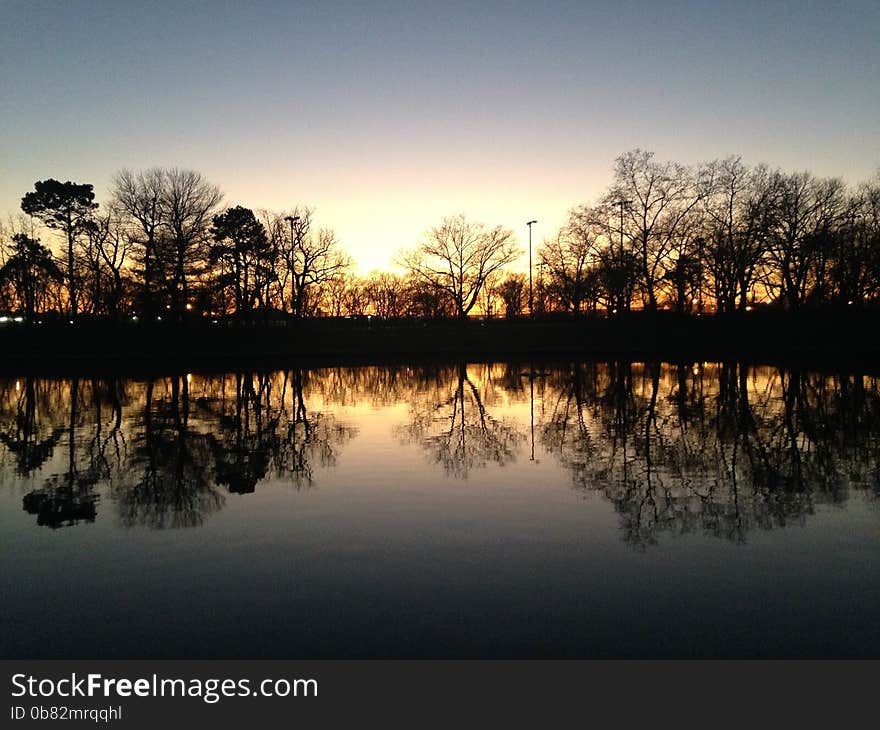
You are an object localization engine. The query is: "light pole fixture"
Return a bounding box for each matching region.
[527,220,537,317]
[609,201,632,315]
[610,200,632,264]
[284,215,301,244]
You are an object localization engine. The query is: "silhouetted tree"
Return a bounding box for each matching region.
[702,158,778,311]
[0,234,63,322]
[605,150,707,311]
[496,274,526,318]
[210,206,271,317]
[540,208,604,314]
[401,215,520,319]
[110,168,166,314]
[768,172,845,308]
[270,208,350,318]
[364,271,409,317]
[21,179,98,317]
[159,169,223,315]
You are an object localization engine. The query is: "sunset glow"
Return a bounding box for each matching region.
[2,1,877,273]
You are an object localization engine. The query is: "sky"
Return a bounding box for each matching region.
[1,0,878,273]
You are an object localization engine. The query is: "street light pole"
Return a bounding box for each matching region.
[284,215,301,315]
[610,201,632,313]
[610,200,631,265]
[284,215,301,246]
[527,220,537,317]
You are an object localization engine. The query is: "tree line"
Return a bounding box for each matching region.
[1,150,878,324]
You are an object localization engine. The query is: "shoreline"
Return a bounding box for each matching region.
[0,310,878,375]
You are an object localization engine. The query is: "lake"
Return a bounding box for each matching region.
[1,362,878,658]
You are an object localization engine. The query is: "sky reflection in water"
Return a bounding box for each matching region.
[1,362,878,658]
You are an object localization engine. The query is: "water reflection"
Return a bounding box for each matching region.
[542,362,880,547]
[396,364,524,477]
[0,363,877,543]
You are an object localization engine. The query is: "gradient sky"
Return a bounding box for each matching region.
[1,0,878,272]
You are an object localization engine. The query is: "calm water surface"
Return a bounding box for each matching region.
[1,362,878,658]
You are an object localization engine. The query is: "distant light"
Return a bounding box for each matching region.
[15,380,20,392]
[131,315,138,322]
[745,306,753,312]
[211,319,218,324]
[37,320,42,325]
[69,320,74,324]
[692,364,699,375]
[13,316,23,323]
[157,316,162,321]
[186,303,193,310]
[0,316,8,323]
[848,300,854,305]
[186,373,192,384]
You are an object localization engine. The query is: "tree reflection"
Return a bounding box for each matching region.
[542,362,880,547]
[1,364,878,541]
[0,377,65,476]
[197,369,357,493]
[117,376,222,528]
[398,363,524,477]
[21,379,101,528]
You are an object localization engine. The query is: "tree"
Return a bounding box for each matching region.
[110,168,165,314]
[210,206,271,317]
[405,278,455,318]
[702,159,778,311]
[541,207,605,314]
[663,253,702,313]
[274,208,350,318]
[21,179,98,317]
[159,169,223,314]
[832,175,880,305]
[768,172,845,308]
[605,150,707,311]
[84,212,132,319]
[0,234,63,322]
[401,214,520,319]
[496,274,526,318]
[364,271,408,318]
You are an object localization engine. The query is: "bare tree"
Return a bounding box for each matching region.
[401,214,520,319]
[702,158,778,312]
[110,168,165,314]
[605,150,707,311]
[834,174,880,304]
[159,168,223,314]
[364,271,408,318]
[541,207,606,315]
[77,211,132,318]
[768,172,845,308]
[273,207,350,318]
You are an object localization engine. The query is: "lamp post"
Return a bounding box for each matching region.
[610,201,632,313]
[284,215,301,245]
[284,215,301,316]
[610,200,632,264]
[527,220,537,317]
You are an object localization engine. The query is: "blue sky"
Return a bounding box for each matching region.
[1,0,877,270]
